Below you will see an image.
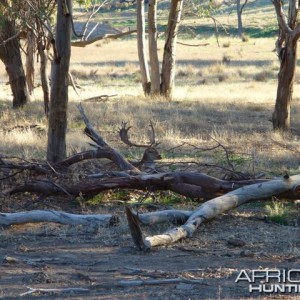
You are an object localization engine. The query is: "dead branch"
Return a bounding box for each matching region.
[78,103,108,147]
[71,30,137,47]
[166,141,220,153]
[20,287,90,297]
[0,157,55,175]
[0,210,117,227]
[177,41,209,47]
[77,104,139,172]
[0,32,21,47]
[68,71,81,98]
[126,174,300,250]
[5,172,268,199]
[83,94,117,102]
[133,209,192,225]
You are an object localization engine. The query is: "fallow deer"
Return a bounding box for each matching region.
[119,121,161,173]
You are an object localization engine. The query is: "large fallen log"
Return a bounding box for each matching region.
[0,210,117,227]
[133,209,193,225]
[4,172,267,199]
[127,174,300,250]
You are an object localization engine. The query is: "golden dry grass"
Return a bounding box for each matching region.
[1,26,300,177]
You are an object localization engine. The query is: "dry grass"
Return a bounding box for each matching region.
[1,26,300,178]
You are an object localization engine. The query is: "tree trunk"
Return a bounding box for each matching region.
[137,0,151,95]
[0,17,29,108]
[148,0,160,95]
[26,29,36,98]
[272,0,300,131]
[37,41,50,117]
[160,0,183,99]
[272,36,297,130]
[237,0,243,37]
[47,0,72,162]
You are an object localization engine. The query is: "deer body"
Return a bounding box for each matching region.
[119,121,161,173]
[140,147,162,173]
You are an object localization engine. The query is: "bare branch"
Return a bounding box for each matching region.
[80,0,108,39]
[20,287,90,297]
[0,32,20,47]
[78,103,108,147]
[272,0,292,35]
[71,30,137,47]
[77,104,139,171]
[83,94,117,102]
[240,0,249,14]
[177,41,209,47]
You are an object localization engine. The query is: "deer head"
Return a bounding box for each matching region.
[118,121,161,171]
[140,147,162,163]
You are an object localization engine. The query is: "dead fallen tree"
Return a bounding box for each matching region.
[4,172,268,199]
[0,210,117,227]
[1,104,296,242]
[126,174,300,250]
[3,104,264,199]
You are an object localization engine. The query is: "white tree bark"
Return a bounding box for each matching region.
[129,174,300,250]
[25,29,35,98]
[0,210,115,226]
[137,0,151,94]
[148,0,160,95]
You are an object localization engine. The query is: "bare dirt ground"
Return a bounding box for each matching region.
[0,200,299,300]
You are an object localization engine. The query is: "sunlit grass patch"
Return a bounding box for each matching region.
[265,200,299,226]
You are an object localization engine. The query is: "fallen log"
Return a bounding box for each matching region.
[126,174,300,250]
[83,94,117,102]
[0,210,117,227]
[133,209,192,225]
[4,172,267,199]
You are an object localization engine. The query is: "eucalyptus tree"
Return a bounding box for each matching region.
[136,0,184,99]
[0,2,29,108]
[272,0,300,130]
[137,0,151,94]
[47,0,72,162]
[223,0,256,37]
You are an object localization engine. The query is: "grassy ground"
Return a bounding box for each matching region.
[1,36,300,177]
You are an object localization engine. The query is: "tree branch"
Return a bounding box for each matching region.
[71,30,137,47]
[272,0,292,35]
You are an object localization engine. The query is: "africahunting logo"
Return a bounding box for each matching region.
[235,269,300,293]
